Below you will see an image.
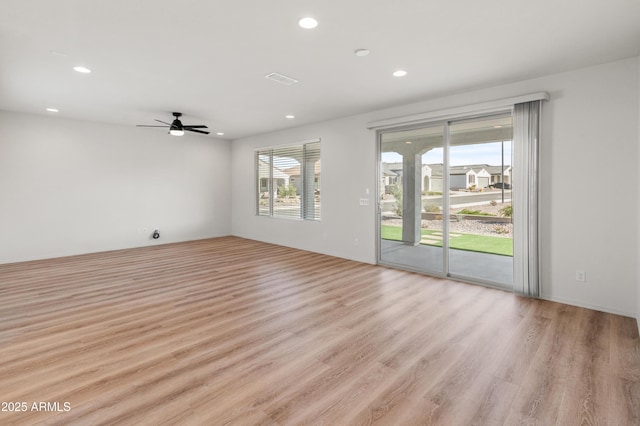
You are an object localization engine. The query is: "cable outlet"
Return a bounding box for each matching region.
[575,270,586,282]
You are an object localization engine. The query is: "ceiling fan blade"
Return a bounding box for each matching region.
[185,128,210,135]
[155,119,171,125]
[183,125,208,129]
[137,125,169,127]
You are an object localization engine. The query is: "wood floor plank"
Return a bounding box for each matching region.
[608,314,640,425]
[0,236,638,425]
[449,372,520,426]
[485,313,551,386]
[504,303,586,425]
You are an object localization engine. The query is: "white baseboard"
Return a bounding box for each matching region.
[539,294,635,318]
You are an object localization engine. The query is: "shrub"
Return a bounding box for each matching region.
[494,225,510,234]
[499,204,513,217]
[489,200,497,206]
[457,208,495,216]
[277,185,297,198]
[458,208,481,215]
[424,204,440,213]
[390,185,403,216]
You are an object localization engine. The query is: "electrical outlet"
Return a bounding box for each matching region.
[575,270,586,282]
[359,198,369,206]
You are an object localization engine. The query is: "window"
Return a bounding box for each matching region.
[255,140,321,220]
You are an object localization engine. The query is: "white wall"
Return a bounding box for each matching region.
[231,116,377,263]
[0,111,231,263]
[537,58,638,317]
[232,56,640,317]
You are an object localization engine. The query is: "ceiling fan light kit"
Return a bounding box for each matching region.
[136,112,210,136]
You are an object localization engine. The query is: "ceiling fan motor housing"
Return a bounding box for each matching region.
[171,119,183,130]
[172,112,183,130]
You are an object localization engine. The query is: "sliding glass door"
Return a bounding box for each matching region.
[447,115,513,286]
[379,113,514,288]
[380,124,445,274]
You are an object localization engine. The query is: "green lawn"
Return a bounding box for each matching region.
[381,225,513,257]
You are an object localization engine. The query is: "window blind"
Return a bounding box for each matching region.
[255,140,321,221]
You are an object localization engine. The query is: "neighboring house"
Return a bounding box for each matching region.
[424,163,443,193]
[450,166,476,189]
[385,162,403,179]
[384,162,441,194]
[381,163,399,194]
[384,162,404,194]
[283,161,321,195]
[382,162,507,192]
[449,165,492,189]
[258,159,289,194]
[484,165,511,186]
[456,164,511,187]
[476,168,492,188]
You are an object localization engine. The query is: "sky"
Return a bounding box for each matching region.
[382,141,512,166]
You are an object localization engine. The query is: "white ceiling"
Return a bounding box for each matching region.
[1,0,639,140]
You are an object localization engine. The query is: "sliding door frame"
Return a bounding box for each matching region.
[376,109,515,291]
[376,120,448,278]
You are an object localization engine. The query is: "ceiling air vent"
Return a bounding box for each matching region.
[264,72,299,86]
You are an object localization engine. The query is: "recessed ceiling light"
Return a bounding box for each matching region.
[46,108,59,112]
[216,132,224,136]
[494,125,503,128]
[298,17,318,29]
[405,141,412,144]
[73,66,91,74]
[354,49,370,57]
[393,70,407,77]
[285,115,295,119]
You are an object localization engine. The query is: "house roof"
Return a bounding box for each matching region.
[283,163,321,176]
[386,162,403,171]
[382,164,398,177]
[1,1,638,140]
[384,162,506,177]
[450,166,476,176]
[484,165,511,175]
[258,159,289,179]
[426,163,443,178]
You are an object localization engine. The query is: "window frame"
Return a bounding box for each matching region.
[255,138,321,221]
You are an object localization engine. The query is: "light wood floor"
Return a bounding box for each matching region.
[1,237,639,425]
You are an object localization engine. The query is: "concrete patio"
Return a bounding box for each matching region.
[380,239,513,287]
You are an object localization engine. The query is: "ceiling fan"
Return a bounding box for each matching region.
[136,112,209,136]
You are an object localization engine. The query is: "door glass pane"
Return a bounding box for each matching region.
[380,124,444,274]
[448,115,513,285]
